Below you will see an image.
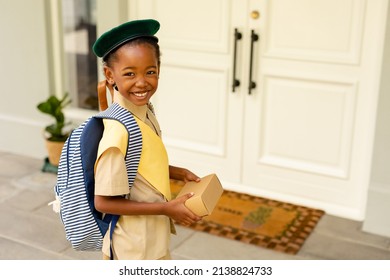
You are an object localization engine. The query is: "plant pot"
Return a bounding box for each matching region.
[45,139,65,166]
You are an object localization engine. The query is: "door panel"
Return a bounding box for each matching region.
[258,75,356,178]
[264,0,366,64]
[154,65,228,157]
[154,0,230,53]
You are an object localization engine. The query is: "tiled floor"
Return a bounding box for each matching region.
[0,151,389,260]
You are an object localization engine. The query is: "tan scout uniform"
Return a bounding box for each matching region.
[94,92,174,260]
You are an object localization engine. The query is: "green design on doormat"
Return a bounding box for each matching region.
[243,206,273,229]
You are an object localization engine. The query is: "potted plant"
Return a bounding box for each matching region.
[37,93,72,166]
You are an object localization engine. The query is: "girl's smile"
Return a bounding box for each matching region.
[133,91,148,98]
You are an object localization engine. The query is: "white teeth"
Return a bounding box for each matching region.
[133,92,147,97]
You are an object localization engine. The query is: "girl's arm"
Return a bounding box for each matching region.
[95,192,201,226]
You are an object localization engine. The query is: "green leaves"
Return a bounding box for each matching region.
[37,93,72,142]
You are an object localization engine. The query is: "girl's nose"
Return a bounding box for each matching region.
[135,76,147,87]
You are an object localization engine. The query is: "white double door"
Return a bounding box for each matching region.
[128,0,387,219]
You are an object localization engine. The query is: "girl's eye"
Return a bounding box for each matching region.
[147,70,157,75]
[124,72,135,77]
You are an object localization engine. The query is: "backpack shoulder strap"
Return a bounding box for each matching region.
[94,103,143,189]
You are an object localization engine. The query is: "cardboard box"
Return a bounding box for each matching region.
[176,173,224,216]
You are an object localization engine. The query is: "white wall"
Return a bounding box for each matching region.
[0,0,52,160]
[363,2,390,237]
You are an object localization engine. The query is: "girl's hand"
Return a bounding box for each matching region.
[169,166,201,183]
[163,192,202,226]
[182,168,201,183]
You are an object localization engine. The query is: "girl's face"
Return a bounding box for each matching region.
[104,43,159,106]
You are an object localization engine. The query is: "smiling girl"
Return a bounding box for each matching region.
[92,19,201,260]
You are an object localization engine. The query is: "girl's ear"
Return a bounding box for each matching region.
[103,66,115,85]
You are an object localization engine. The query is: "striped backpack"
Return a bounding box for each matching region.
[52,102,142,252]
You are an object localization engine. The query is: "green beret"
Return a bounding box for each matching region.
[92,19,160,58]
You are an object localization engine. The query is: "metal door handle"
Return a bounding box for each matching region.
[232,28,242,92]
[248,29,259,95]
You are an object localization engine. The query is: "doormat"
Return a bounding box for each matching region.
[171,180,325,255]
